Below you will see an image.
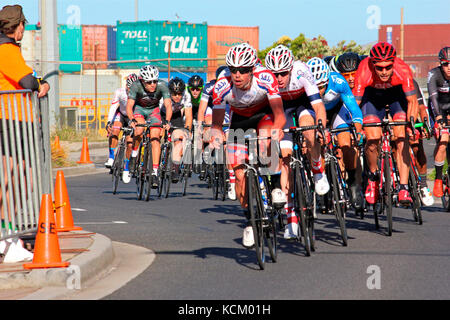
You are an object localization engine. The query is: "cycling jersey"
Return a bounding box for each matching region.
[413,79,425,106]
[127,79,170,109]
[159,90,192,128]
[213,65,281,118]
[427,66,450,117]
[322,71,363,125]
[201,79,216,108]
[279,60,322,106]
[107,88,128,122]
[353,57,415,101]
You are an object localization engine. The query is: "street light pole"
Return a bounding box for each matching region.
[135,0,138,21]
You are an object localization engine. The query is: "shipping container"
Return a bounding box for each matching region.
[116,20,208,70]
[59,25,83,73]
[379,24,450,78]
[149,21,207,70]
[116,20,152,69]
[82,25,108,69]
[21,25,42,66]
[207,25,259,80]
[107,26,117,68]
[158,71,207,83]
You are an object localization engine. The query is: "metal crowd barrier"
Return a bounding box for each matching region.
[0,90,52,241]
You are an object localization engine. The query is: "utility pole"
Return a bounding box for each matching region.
[40,0,59,129]
[135,0,138,21]
[400,7,404,60]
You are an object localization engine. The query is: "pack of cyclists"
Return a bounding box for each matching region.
[104,42,449,250]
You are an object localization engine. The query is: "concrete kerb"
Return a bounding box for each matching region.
[0,232,114,290]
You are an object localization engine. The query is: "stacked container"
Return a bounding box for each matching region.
[116,20,208,71]
[21,24,42,71]
[207,25,259,80]
[82,25,109,69]
[59,25,83,73]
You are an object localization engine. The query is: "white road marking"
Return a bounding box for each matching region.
[72,208,87,212]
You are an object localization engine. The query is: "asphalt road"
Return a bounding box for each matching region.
[65,142,450,300]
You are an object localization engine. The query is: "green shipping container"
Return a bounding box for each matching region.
[58,25,83,73]
[116,20,207,70]
[116,21,152,69]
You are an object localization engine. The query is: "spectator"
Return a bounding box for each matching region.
[0,4,49,263]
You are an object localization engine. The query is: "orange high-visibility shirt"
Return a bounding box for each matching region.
[0,39,34,121]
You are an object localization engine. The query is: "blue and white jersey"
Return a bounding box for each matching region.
[201,79,216,108]
[322,72,363,124]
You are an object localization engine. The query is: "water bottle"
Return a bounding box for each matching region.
[259,176,269,209]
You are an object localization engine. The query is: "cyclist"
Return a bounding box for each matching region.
[160,77,193,183]
[104,74,138,179]
[353,42,419,205]
[307,57,364,212]
[335,52,362,90]
[187,75,204,121]
[264,45,329,239]
[126,65,172,185]
[429,46,450,198]
[409,78,434,206]
[210,43,286,248]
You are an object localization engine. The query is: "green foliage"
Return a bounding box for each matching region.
[258,34,370,63]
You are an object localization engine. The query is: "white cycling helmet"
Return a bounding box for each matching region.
[306,57,330,85]
[140,65,159,81]
[265,45,294,73]
[225,43,258,67]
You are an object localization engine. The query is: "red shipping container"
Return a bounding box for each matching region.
[82,25,109,69]
[207,25,259,80]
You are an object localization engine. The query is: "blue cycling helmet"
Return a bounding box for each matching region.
[306,57,330,86]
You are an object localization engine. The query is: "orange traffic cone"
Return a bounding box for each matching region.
[23,194,70,269]
[54,170,83,232]
[53,135,61,150]
[77,137,93,164]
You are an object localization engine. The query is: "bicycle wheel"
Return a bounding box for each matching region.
[112,144,124,195]
[247,169,265,270]
[293,161,312,256]
[211,165,219,200]
[163,145,172,199]
[329,158,348,246]
[261,175,277,263]
[158,144,168,198]
[181,163,190,196]
[136,142,146,200]
[409,168,422,225]
[383,152,393,236]
[144,144,153,202]
[441,173,450,211]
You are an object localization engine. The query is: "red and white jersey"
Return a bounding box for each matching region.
[353,57,416,100]
[279,60,322,105]
[212,65,281,117]
[107,88,128,122]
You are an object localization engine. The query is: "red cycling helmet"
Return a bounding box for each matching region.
[439,46,450,63]
[370,42,397,63]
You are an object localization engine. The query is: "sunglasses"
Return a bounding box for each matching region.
[374,64,394,72]
[189,86,203,91]
[342,71,357,78]
[442,62,450,67]
[317,82,328,90]
[274,71,290,77]
[144,80,158,85]
[229,66,253,74]
[172,92,183,96]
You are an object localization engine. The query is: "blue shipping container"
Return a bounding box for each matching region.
[107,26,117,68]
[158,71,206,83]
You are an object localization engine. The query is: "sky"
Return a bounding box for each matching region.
[8,0,450,50]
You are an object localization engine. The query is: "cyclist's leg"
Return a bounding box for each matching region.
[361,100,384,204]
[148,109,163,177]
[105,112,122,167]
[334,106,362,209]
[390,99,412,203]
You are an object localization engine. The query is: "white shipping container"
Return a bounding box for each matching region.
[20,29,42,71]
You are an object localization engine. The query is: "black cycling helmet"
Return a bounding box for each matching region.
[336,52,361,73]
[359,54,369,61]
[323,56,334,64]
[439,46,450,63]
[168,77,185,94]
[187,75,204,88]
[215,65,228,79]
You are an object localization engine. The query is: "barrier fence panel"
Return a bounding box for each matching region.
[0,90,52,241]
